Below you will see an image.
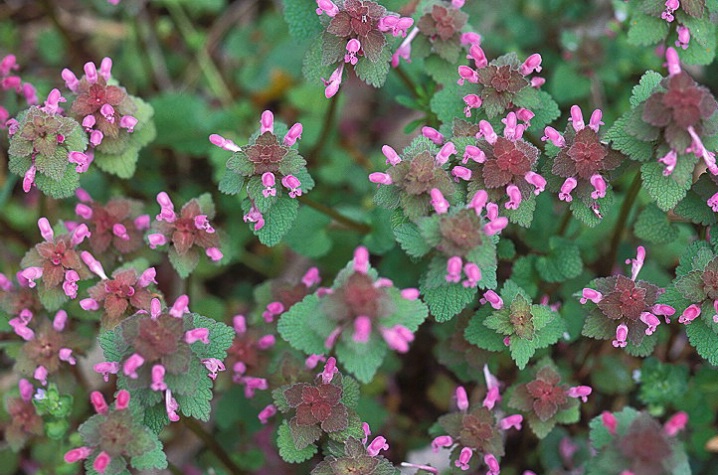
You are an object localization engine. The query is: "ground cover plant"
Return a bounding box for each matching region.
[2,0,718,474]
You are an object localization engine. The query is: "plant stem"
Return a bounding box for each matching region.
[297,195,372,234]
[182,418,246,475]
[309,94,340,159]
[393,65,419,99]
[605,171,643,275]
[557,207,572,236]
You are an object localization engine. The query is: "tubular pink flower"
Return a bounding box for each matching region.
[68,151,91,173]
[422,126,444,145]
[243,204,265,230]
[148,233,167,249]
[258,404,277,424]
[240,376,268,398]
[115,389,130,410]
[455,447,473,471]
[94,362,120,382]
[520,53,542,76]
[524,171,546,195]
[430,188,450,214]
[483,386,500,410]
[89,129,104,147]
[80,298,100,311]
[401,288,420,300]
[478,120,497,144]
[374,277,393,288]
[209,133,241,152]
[369,172,393,185]
[505,184,522,210]
[302,267,321,288]
[151,364,167,391]
[81,251,108,280]
[22,165,36,193]
[305,354,326,369]
[257,334,276,350]
[567,385,592,403]
[676,25,690,49]
[531,76,546,88]
[590,174,607,200]
[0,54,17,76]
[687,126,718,175]
[559,177,577,202]
[580,288,603,304]
[589,109,604,132]
[391,29,416,68]
[462,263,481,288]
[136,268,157,288]
[34,365,48,385]
[260,110,274,134]
[353,315,372,343]
[150,298,162,320]
[463,94,482,117]
[460,31,481,46]
[640,311,660,335]
[432,435,453,452]
[462,145,486,164]
[381,325,414,353]
[19,379,33,402]
[99,57,113,81]
[185,328,210,345]
[42,88,65,115]
[502,111,518,139]
[170,294,190,317]
[602,410,618,434]
[135,214,150,230]
[708,192,718,212]
[354,246,370,273]
[100,104,115,123]
[483,290,504,310]
[468,190,489,215]
[665,46,681,75]
[64,447,92,463]
[436,142,456,165]
[111,223,130,241]
[468,44,488,68]
[233,315,247,335]
[11,321,34,341]
[612,324,629,348]
[284,123,303,146]
[165,389,180,422]
[664,411,688,436]
[75,203,93,220]
[118,115,137,133]
[123,353,145,379]
[202,358,226,380]
[281,174,302,198]
[37,217,54,241]
[713,300,718,323]
[156,191,176,222]
[484,454,500,475]
[378,15,414,37]
[452,166,472,182]
[90,391,109,414]
[382,145,401,165]
[344,38,361,65]
[59,348,76,365]
[500,414,523,431]
[71,223,91,247]
[316,0,339,16]
[662,0,679,21]
[457,65,479,86]
[20,267,43,288]
[194,215,215,233]
[446,256,463,283]
[323,63,344,98]
[626,245,645,281]
[570,105,585,132]
[82,114,96,130]
[484,216,508,236]
[658,149,678,176]
[456,386,469,411]
[206,247,223,261]
[321,356,339,384]
[325,326,342,349]
[516,107,534,124]
[367,436,389,457]
[0,273,12,291]
[678,304,701,324]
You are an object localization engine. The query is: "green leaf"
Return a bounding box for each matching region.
[627,13,670,45]
[176,385,213,421]
[465,309,507,351]
[278,294,331,355]
[638,358,689,409]
[424,55,460,85]
[341,377,361,409]
[34,165,80,198]
[168,248,200,279]
[548,63,592,105]
[536,237,583,283]
[674,174,718,225]
[303,38,334,84]
[93,145,140,179]
[630,71,663,107]
[354,47,391,88]
[588,406,639,450]
[249,196,299,247]
[394,222,431,258]
[277,420,318,463]
[527,90,561,132]
[218,171,245,195]
[282,0,323,40]
[285,206,332,258]
[421,284,477,322]
[641,159,694,211]
[504,194,536,227]
[189,313,234,360]
[634,203,680,243]
[336,333,388,384]
[37,284,68,312]
[605,115,655,162]
[431,81,464,125]
[130,444,168,470]
[686,318,718,365]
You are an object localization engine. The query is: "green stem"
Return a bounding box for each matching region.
[557,207,572,236]
[605,171,643,275]
[297,195,372,234]
[309,93,339,159]
[393,65,419,99]
[167,3,234,107]
[182,418,246,475]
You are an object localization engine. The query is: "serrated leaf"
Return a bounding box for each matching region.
[627,14,670,45]
[176,385,213,421]
[282,0,323,40]
[255,196,298,247]
[394,222,431,258]
[93,144,141,179]
[630,71,663,107]
[605,115,655,161]
[341,377,360,409]
[465,309,507,351]
[335,334,388,384]
[634,203,679,243]
[528,91,561,132]
[130,444,167,470]
[168,248,200,279]
[37,284,68,312]
[285,206,332,258]
[431,81,464,125]
[686,318,718,365]
[354,47,391,88]
[421,284,477,322]
[504,194,536,227]
[424,55,460,85]
[218,171,245,195]
[278,420,318,463]
[641,159,694,211]
[278,294,331,355]
[34,166,80,198]
[189,313,234,360]
[536,237,582,283]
